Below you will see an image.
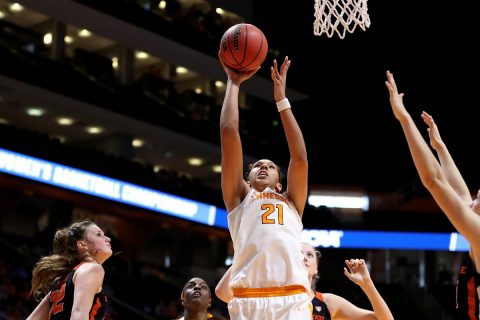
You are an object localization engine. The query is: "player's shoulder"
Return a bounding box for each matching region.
[76,261,105,275]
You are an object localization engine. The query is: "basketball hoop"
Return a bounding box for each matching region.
[313,0,370,39]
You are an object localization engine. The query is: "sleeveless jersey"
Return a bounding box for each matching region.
[48,263,109,320]
[228,187,310,290]
[456,253,480,319]
[312,291,331,320]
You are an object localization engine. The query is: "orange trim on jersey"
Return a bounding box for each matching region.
[232,285,307,298]
[73,262,87,271]
[315,291,324,301]
[90,297,101,320]
[467,277,476,319]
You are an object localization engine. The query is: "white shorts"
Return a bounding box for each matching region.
[228,291,312,320]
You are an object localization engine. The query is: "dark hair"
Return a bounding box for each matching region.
[180,277,212,301]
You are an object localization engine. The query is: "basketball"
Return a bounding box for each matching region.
[219,23,268,73]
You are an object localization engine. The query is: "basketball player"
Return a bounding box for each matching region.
[385,70,480,319]
[216,244,394,320]
[218,52,311,320]
[303,243,394,320]
[27,220,112,320]
[178,277,227,320]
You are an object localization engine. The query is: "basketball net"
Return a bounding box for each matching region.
[313,0,370,39]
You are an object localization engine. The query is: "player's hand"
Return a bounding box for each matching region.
[421,111,444,151]
[385,70,409,121]
[219,51,259,85]
[343,259,371,288]
[271,56,290,102]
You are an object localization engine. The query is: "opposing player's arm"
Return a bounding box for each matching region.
[421,112,472,204]
[324,293,377,320]
[385,71,480,247]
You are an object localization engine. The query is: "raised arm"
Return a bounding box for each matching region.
[219,52,259,211]
[421,111,472,203]
[385,70,480,247]
[324,259,394,320]
[271,57,308,215]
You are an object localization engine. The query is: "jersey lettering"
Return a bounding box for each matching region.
[50,283,66,315]
[261,203,284,225]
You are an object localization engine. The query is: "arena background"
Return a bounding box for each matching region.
[1,0,477,319]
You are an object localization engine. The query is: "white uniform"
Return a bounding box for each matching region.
[227,187,312,320]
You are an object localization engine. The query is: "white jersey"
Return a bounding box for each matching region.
[228,187,310,290]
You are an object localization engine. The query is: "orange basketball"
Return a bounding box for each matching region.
[219,23,268,73]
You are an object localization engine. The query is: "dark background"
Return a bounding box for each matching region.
[249,0,480,194]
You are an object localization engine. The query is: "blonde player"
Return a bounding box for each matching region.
[218,53,311,320]
[302,243,394,320]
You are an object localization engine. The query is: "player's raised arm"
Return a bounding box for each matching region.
[218,52,259,212]
[271,57,308,215]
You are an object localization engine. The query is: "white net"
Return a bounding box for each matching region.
[313,0,370,39]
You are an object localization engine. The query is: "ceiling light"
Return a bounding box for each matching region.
[215,81,224,88]
[111,57,119,69]
[158,0,166,10]
[194,88,202,94]
[176,66,188,74]
[135,51,149,59]
[216,8,225,15]
[0,10,6,19]
[26,108,45,117]
[187,157,204,166]
[43,33,52,45]
[78,29,92,38]
[9,3,24,12]
[57,117,74,126]
[85,126,103,134]
[153,164,164,173]
[132,138,145,148]
[211,165,221,173]
[0,118,9,124]
[64,35,74,44]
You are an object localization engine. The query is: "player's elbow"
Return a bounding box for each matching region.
[291,155,308,171]
[420,174,443,192]
[220,123,239,136]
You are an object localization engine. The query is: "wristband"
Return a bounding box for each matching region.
[276,98,291,112]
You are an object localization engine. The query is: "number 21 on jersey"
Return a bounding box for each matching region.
[261,203,284,225]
